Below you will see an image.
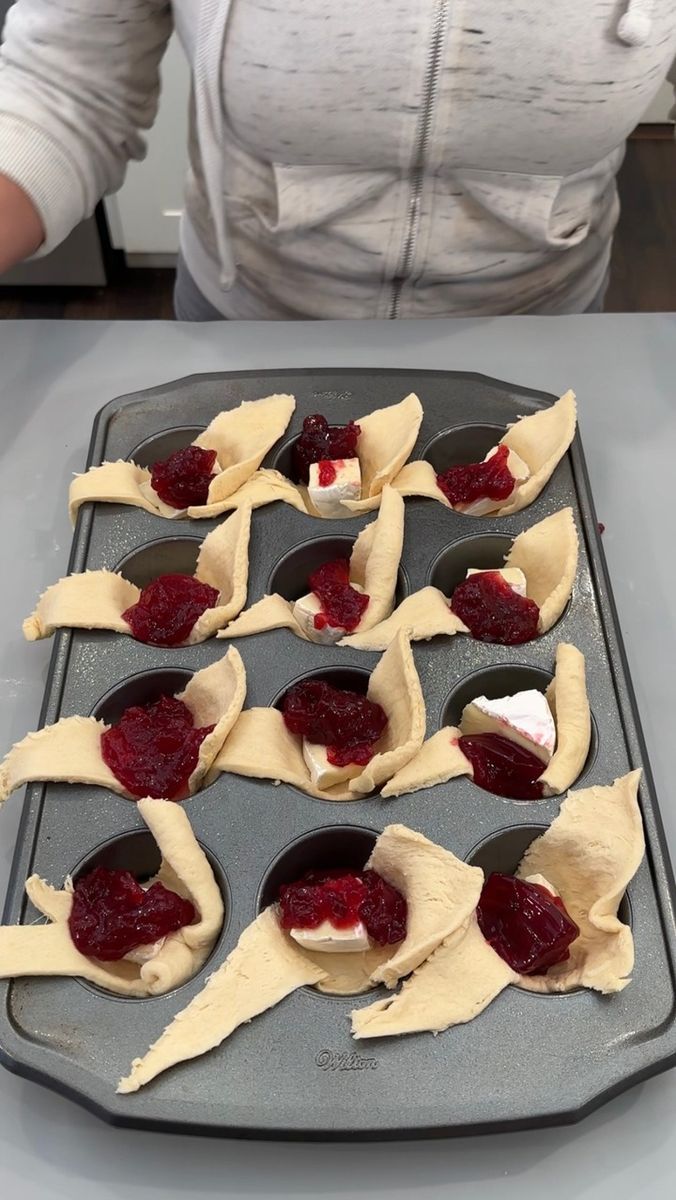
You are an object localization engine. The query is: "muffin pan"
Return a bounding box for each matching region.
[1,367,675,1138]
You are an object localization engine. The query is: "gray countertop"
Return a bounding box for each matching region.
[0,315,674,1199]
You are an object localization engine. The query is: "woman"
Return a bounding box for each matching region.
[0,1,674,319]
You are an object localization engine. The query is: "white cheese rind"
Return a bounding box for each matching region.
[302,740,364,790]
[461,688,556,763]
[465,567,527,596]
[289,919,370,954]
[308,457,361,518]
[292,592,345,645]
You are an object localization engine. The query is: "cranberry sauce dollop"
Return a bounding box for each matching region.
[101,695,215,800]
[476,872,579,975]
[308,558,370,633]
[318,460,338,486]
[278,867,407,945]
[150,445,218,509]
[458,732,546,800]
[282,679,387,767]
[122,574,220,647]
[68,866,195,961]
[437,443,515,508]
[292,414,361,484]
[450,570,540,645]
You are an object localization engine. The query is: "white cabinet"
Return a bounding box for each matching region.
[104,35,190,259]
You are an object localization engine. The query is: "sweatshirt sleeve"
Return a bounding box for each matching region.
[0,0,173,255]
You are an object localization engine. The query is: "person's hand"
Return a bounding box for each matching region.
[0,175,44,274]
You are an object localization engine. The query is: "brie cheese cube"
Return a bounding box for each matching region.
[308,457,361,518]
[292,584,366,645]
[461,688,556,763]
[466,566,528,597]
[289,919,370,954]
[123,937,165,965]
[303,739,364,790]
[459,446,531,517]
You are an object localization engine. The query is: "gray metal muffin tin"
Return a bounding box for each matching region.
[1,368,675,1140]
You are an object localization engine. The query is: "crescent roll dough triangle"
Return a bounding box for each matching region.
[345,392,423,507]
[117,906,327,1093]
[0,798,224,998]
[517,770,644,994]
[352,915,517,1038]
[214,630,425,800]
[0,648,246,805]
[23,507,252,644]
[341,587,465,651]
[68,394,295,523]
[382,642,590,799]
[505,506,578,634]
[364,825,484,988]
[390,391,576,516]
[224,486,404,642]
[344,507,578,651]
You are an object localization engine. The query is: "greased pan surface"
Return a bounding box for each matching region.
[1,368,674,1139]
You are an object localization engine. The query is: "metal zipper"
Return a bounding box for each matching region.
[388,0,449,319]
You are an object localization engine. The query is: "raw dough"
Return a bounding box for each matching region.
[23,507,252,644]
[381,642,590,798]
[390,391,576,516]
[0,647,247,805]
[68,394,296,523]
[352,916,517,1038]
[353,771,645,1038]
[0,798,224,997]
[214,630,425,800]
[344,392,424,510]
[117,906,327,1092]
[341,587,465,651]
[191,394,423,520]
[115,820,481,1088]
[381,728,471,798]
[223,486,405,641]
[538,643,591,797]
[506,506,578,634]
[517,770,644,993]
[341,507,578,651]
[364,824,484,988]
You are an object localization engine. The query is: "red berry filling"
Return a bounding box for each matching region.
[122,574,220,647]
[278,867,407,945]
[476,872,579,975]
[68,866,195,961]
[308,558,370,633]
[458,733,546,800]
[100,694,215,800]
[292,414,361,484]
[150,445,217,509]
[450,570,540,645]
[318,460,338,486]
[437,443,515,508]
[282,679,387,767]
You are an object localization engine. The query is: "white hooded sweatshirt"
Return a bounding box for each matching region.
[0,0,674,318]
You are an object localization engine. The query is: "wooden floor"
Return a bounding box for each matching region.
[0,137,674,319]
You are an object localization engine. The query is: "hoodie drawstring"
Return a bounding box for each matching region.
[617,0,654,46]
